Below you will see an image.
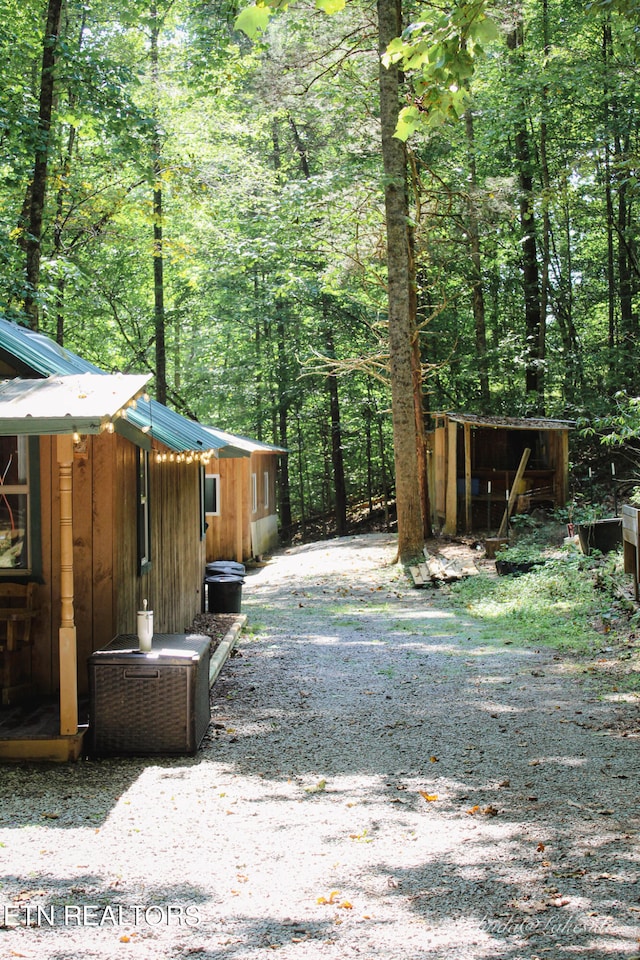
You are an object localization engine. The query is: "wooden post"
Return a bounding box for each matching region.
[497,447,531,539]
[444,419,458,536]
[57,434,78,736]
[464,422,472,532]
[560,429,569,504]
[235,461,244,563]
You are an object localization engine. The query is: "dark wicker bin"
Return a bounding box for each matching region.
[88,634,211,757]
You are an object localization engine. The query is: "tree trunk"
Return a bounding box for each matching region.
[276,311,293,540]
[507,22,542,407]
[537,0,551,412]
[151,5,167,403]
[22,0,64,330]
[464,107,490,407]
[377,0,424,562]
[323,314,348,537]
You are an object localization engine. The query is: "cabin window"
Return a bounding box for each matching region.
[263,470,269,511]
[137,448,151,575]
[251,472,257,514]
[205,474,220,516]
[0,436,30,571]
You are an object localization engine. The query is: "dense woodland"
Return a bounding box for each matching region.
[2,0,640,549]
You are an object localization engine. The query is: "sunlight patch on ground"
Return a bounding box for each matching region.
[525,755,590,768]
[475,700,524,714]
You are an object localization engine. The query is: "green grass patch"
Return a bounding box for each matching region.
[444,552,619,653]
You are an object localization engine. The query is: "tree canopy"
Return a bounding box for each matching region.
[2,0,640,540]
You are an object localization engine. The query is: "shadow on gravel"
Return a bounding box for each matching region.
[0,756,202,829]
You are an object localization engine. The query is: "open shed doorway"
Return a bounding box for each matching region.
[428,413,574,535]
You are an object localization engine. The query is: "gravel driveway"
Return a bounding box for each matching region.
[1,533,639,959]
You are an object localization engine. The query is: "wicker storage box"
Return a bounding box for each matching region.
[89,634,211,756]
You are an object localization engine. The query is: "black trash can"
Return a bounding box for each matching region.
[205,574,244,613]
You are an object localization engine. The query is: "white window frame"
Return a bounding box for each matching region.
[205,473,221,517]
[251,472,257,514]
[263,470,269,511]
[0,435,30,572]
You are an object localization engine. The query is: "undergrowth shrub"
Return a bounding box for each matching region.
[446,550,628,652]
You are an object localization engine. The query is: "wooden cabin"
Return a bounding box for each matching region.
[428,412,574,535]
[0,318,248,760]
[202,428,287,562]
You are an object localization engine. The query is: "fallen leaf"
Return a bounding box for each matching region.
[419,792,438,802]
[429,756,439,763]
[317,890,341,905]
[467,805,480,815]
[537,842,546,853]
[304,779,327,794]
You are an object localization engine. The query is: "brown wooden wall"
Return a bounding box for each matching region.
[114,441,205,637]
[205,457,250,563]
[205,452,281,563]
[31,433,205,697]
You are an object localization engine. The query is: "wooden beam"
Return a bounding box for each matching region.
[464,422,472,532]
[498,447,531,538]
[57,435,78,737]
[235,461,243,562]
[444,420,458,536]
[0,731,86,762]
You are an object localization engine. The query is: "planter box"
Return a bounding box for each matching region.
[576,518,622,556]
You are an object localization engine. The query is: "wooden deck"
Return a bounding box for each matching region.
[0,697,88,761]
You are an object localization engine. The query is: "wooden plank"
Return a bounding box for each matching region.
[92,434,115,655]
[56,434,78,736]
[497,448,531,538]
[37,437,54,694]
[464,421,472,532]
[72,443,93,694]
[444,419,458,536]
[622,505,640,601]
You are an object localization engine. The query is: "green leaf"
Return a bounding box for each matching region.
[234,5,274,39]
[315,0,346,13]
[394,106,423,142]
[470,17,500,46]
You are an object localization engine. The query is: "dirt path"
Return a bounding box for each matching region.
[1,533,639,959]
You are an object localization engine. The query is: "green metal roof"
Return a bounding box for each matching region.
[0,373,150,436]
[0,318,248,457]
[204,425,288,455]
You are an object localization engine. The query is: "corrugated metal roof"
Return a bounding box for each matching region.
[0,318,243,457]
[0,374,150,436]
[437,412,575,430]
[204,425,288,455]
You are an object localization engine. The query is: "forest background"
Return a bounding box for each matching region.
[2,0,640,546]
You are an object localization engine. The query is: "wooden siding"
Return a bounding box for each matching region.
[205,451,280,563]
[30,433,204,698]
[115,441,205,636]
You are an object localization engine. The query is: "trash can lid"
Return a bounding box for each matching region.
[206,561,245,573]
[205,573,245,583]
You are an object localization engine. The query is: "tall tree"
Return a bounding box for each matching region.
[506,18,543,408]
[377,0,425,560]
[22,0,64,329]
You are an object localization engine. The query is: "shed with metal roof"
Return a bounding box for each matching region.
[429,411,574,536]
